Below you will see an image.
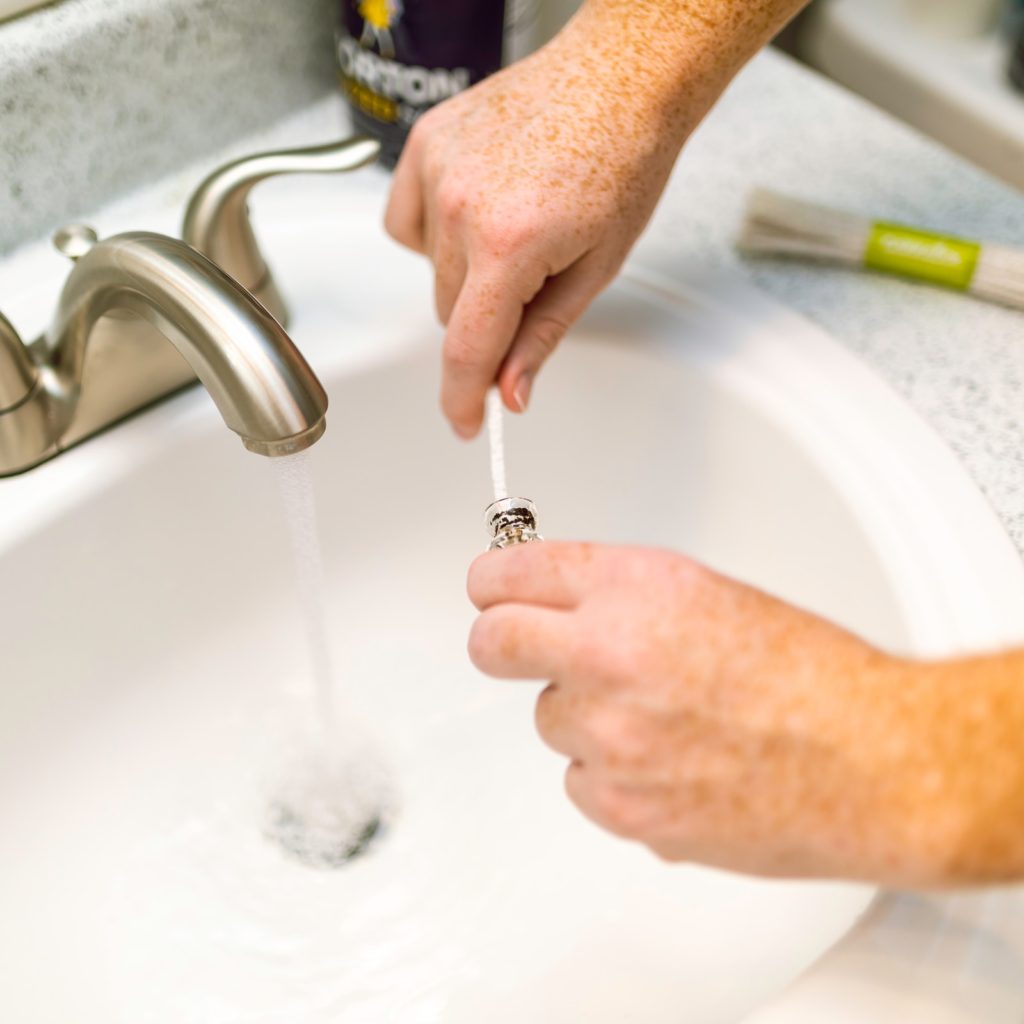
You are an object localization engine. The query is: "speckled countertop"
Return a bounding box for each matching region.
[3,0,1024,557]
[644,49,1024,552]
[0,0,336,252]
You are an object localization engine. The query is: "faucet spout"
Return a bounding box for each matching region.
[0,310,36,412]
[47,231,328,458]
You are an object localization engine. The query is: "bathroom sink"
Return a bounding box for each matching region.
[1,174,1023,1022]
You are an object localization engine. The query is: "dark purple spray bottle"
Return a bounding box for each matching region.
[336,0,538,167]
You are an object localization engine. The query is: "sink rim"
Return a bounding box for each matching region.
[1,178,1023,1021]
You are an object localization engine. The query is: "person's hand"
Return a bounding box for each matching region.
[383,0,819,435]
[467,541,1024,885]
[383,15,694,438]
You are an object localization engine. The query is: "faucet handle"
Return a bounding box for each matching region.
[182,137,381,326]
[53,224,99,262]
[0,308,36,412]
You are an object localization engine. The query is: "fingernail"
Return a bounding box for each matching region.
[513,374,533,413]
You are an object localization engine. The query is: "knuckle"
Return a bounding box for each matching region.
[558,541,603,583]
[476,211,539,261]
[436,179,468,226]
[443,335,483,375]
[610,548,659,590]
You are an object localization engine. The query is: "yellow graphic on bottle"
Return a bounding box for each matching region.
[358,0,402,58]
[338,0,476,139]
[341,75,399,123]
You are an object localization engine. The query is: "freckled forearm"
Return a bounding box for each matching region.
[868,651,1024,884]
[560,0,812,135]
[907,651,1024,883]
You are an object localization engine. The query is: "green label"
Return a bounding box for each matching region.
[864,223,980,290]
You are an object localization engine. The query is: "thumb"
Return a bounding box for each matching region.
[497,253,612,413]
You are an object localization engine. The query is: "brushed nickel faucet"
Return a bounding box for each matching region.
[0,137,380,476]
[184,137,380,325]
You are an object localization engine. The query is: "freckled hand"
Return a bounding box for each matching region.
[384,0,813,437]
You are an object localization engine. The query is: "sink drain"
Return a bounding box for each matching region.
[265,800,385,868]
[263,746,395,869]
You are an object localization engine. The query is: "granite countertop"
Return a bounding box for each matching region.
[2,0,1024,556]
[640,49,1024,555]
[0,0,336,251]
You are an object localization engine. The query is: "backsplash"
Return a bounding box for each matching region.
[0,0,337,255]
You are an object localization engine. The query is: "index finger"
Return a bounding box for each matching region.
[441,259,546,437]
[467,541,605,612]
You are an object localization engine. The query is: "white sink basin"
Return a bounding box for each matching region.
[1,175,1023,1022]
